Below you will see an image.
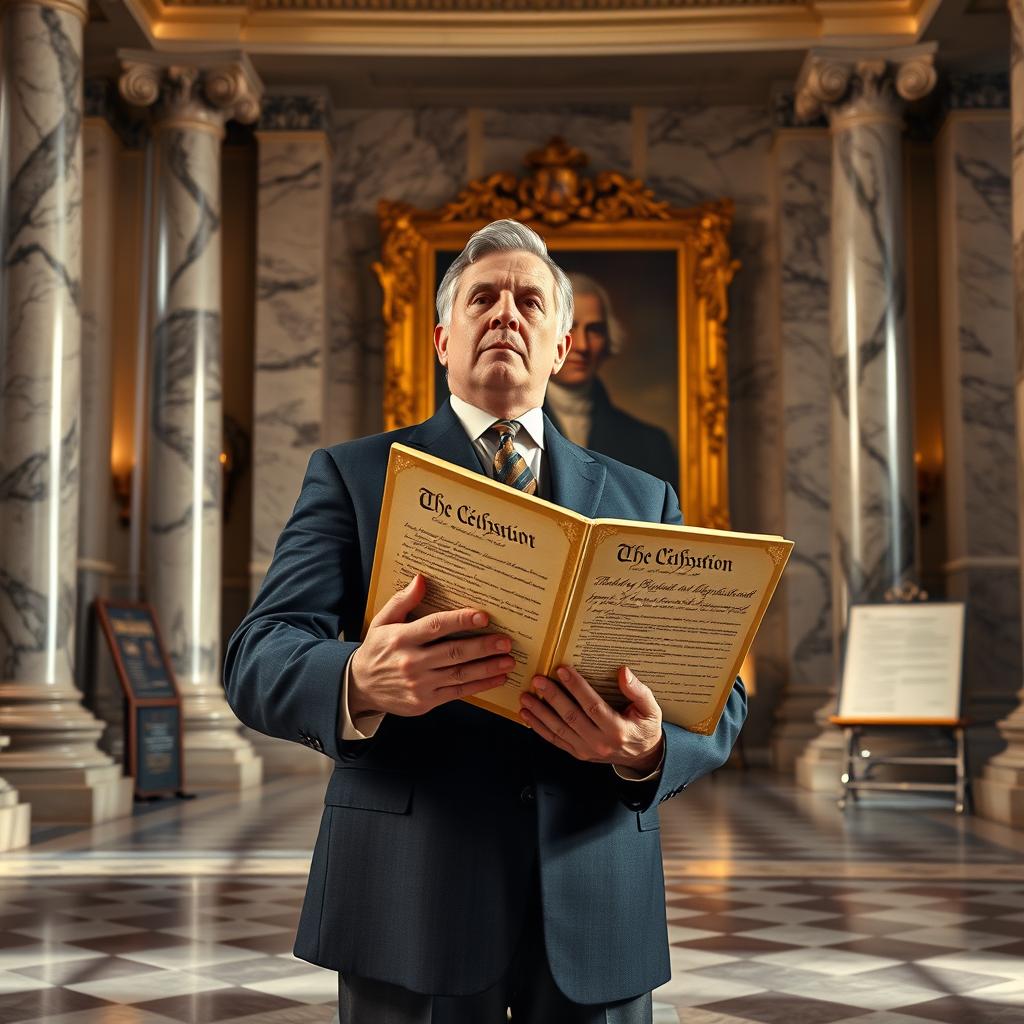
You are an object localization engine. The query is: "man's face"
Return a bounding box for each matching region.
[434,249,571,414]
[553,290,609,387]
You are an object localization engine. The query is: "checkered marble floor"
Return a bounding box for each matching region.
[1,772,1023,1023]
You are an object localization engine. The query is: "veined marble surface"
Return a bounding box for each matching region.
[943,116,1016,558]
[147,126,224,691]
[829,117,917,615]
[775,132,833,692]
[0,4,84,689]
[253,136,330,575]
[939,114,1020,722]
[480,105,632,177]
[647,105,786,739]
[328,109,467,440]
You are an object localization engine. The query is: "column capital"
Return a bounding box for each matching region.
[257,90,332,134]
[117,50,263,137]
[795,43,938,128]
[0,0,87,23]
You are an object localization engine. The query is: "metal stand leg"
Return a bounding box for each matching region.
[954,727,966,814]
[838,727,857,810]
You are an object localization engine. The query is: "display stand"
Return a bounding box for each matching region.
[830,716,970,814]
[831,591,968,813]
[94,598,193,801]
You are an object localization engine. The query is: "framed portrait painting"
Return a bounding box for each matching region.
[374,138,738,530]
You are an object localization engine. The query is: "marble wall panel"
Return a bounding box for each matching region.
[480,106,633,177]
[938,113,1021,735]
[328,109,467,440]
[775,132,833,692]
[252,136,331,577]
[647,105,785,752]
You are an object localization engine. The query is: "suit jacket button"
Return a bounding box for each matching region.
[520,785,535,803]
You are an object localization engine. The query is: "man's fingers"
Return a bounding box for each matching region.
[551,665,616,726]
[435,672,509,703]
[370,574,427,627]
[520,700,579,757]
[617,665,660,719]
[433,654,515,691]
[407,606,490,643]
[421,632,513,669]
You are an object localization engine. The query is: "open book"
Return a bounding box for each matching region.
[363,444,793,734]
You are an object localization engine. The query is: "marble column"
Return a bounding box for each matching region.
[975,2,1024,825]
[118,51,264,789]
[248,93,332,775]
[934,81,1022,782]
[768,105,835,772]
[77,82,123,756]
[792,46,937,791]
[0,0,132,823]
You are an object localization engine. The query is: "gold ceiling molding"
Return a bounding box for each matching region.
[123,0,940,53]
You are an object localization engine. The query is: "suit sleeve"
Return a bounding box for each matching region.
[222,447,366,763]
[616,479,748,813]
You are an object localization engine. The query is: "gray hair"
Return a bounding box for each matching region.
[436,219,574,338]
[567,271,626,358]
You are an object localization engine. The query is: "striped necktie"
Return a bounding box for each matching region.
[489,419,538,496]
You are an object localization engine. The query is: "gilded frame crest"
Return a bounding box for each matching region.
[373,138,738,530]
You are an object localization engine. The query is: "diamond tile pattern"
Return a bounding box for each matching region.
[1,775,1023,1022]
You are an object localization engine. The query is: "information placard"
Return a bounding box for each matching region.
[837,603,965,721]
[95,598,185,798]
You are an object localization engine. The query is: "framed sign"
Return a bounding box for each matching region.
[374,136,739,530]
[837,603,966,722]
[94,598,186,798]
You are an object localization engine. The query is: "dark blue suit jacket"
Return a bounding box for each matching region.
[222,401,746,1004]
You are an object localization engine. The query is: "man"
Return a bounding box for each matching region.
[546,271,678,492]
[223,219,746,1023]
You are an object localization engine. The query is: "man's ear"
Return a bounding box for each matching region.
[551,332,572,375]
[433,323,449,366]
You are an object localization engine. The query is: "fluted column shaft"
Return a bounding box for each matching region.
[975,1,1024,826]
[792,46,937,790]
[0,0,130,824]
[119,52,264,788]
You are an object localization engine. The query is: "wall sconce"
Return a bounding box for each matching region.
[112,463,133,527]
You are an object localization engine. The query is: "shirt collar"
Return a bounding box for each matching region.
[448,393,545,450]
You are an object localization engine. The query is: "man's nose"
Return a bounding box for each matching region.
[490,292,519,331]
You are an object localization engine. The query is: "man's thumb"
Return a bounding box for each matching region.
[618,666,657,715]
[373,574,425,626]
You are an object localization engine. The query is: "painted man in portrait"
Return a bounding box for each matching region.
[544,272,679,493]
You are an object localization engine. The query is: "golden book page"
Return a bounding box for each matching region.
[549,521,793,734]
[363,444,588,724]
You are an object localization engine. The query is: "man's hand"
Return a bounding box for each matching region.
[348,574,515,718]
[519,664,664,775]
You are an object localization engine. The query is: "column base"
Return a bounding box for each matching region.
[974,764,1024,826]
[794,745,845,792]
[185,746,264,790]
[4,764,133,824]
[771,725,824,774]
[0,786,30,850]
[246,730,332,776]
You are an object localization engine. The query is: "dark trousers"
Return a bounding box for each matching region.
[334,869,653,1024]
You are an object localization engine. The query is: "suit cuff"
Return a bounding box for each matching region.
[339,657,385,741]
[612,743,665,782]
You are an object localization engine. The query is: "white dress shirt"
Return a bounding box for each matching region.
[337,394,664,782]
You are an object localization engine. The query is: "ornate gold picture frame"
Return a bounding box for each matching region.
[373,138,738,530]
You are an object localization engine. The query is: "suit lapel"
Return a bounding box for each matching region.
[404,401,487,476]
[543,412,606,519]
[402,402,607,517]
